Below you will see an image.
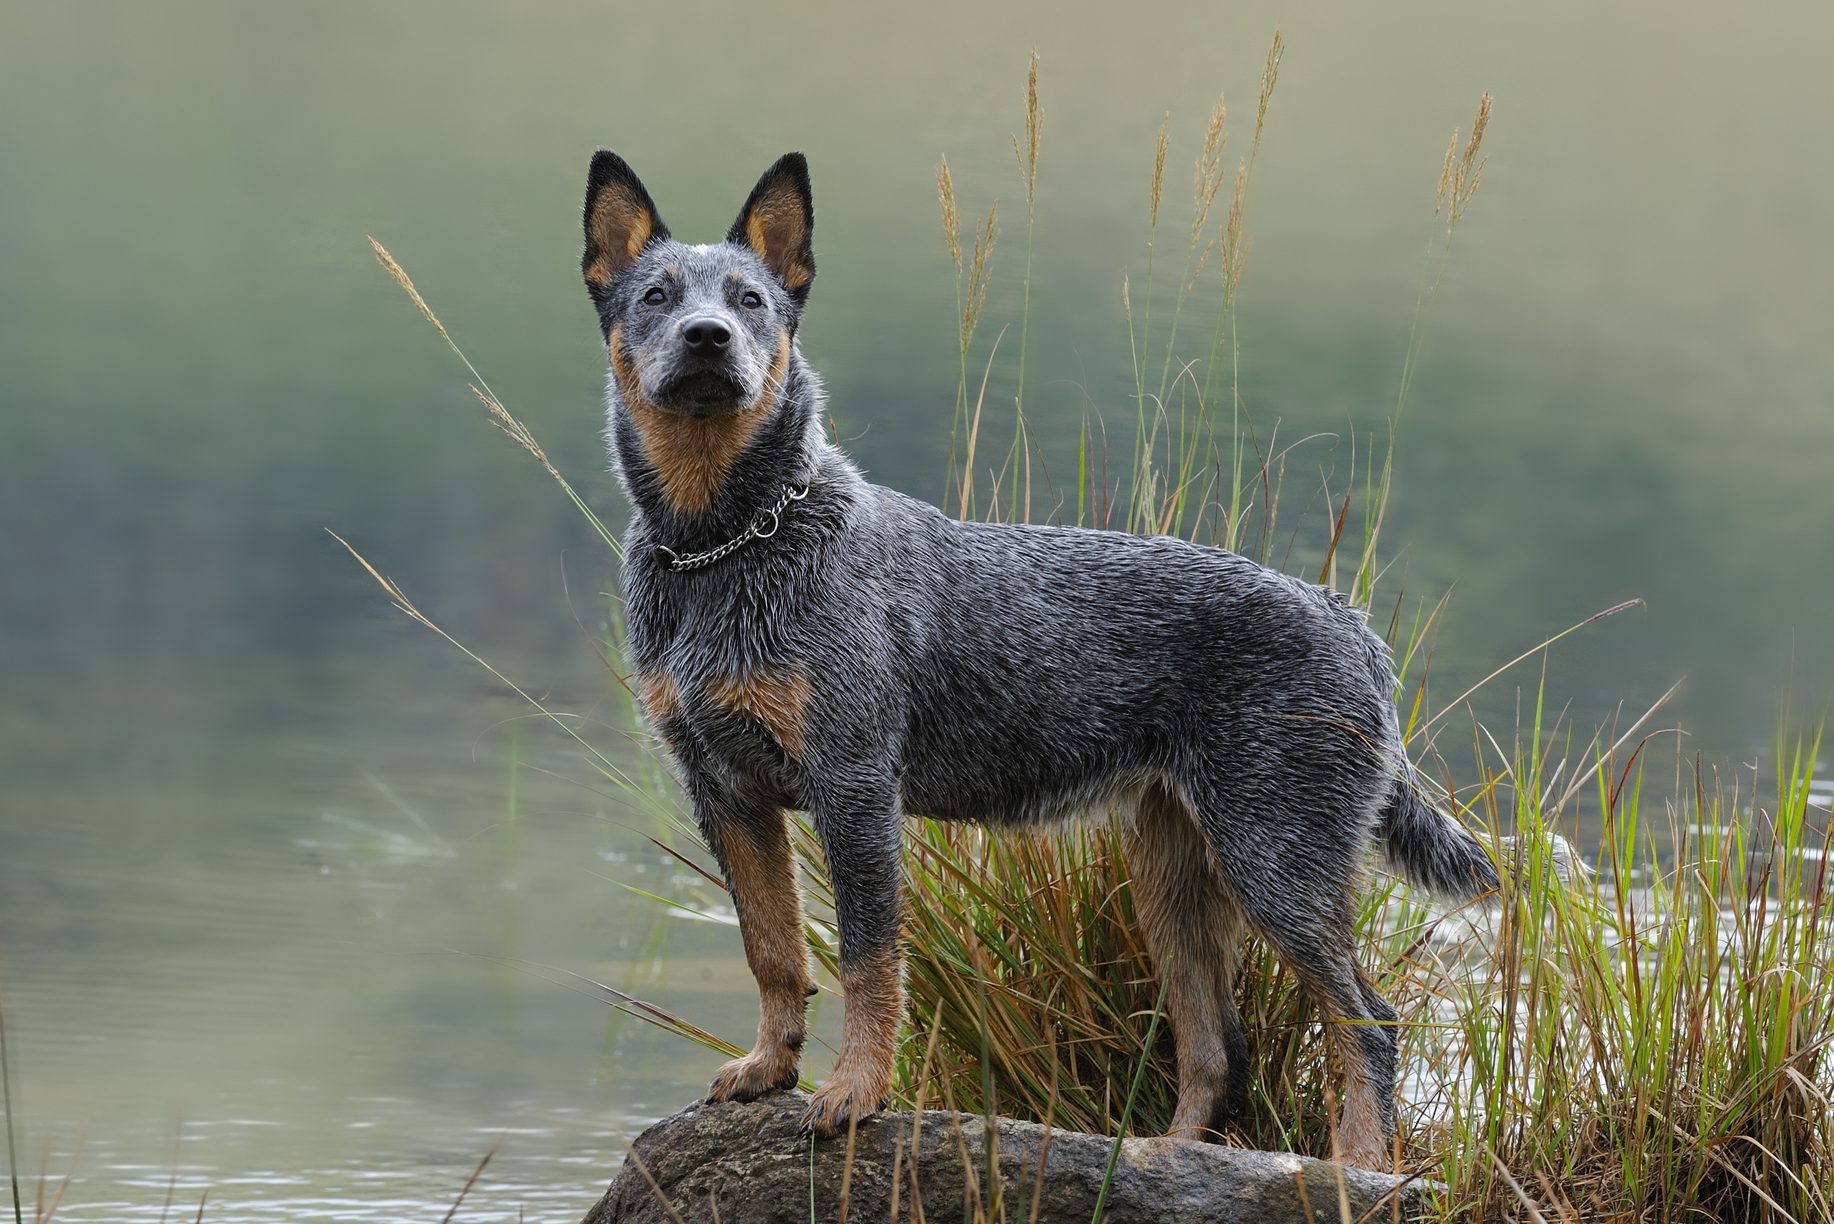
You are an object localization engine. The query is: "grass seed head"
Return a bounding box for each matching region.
[1254,30,1284,152]
[1014,52,1042,202]
[1190,91,1229,245]
[1149,113,1169,229]
[1446,92,1493,226]
[368,236,449,342]
[961,203,998,352]
[937,156,962,274]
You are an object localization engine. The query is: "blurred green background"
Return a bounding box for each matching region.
[1,1,1829,1219]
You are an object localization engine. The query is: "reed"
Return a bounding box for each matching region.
[1009,52,1042,431]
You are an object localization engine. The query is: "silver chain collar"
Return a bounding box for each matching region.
[655,482,811,572]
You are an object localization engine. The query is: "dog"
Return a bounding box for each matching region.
[579,149,1501,1169]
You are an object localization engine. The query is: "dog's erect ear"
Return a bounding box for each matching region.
[582,150,669,296]
[726,153,814,303]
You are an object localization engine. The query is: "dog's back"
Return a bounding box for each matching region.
[848,488,1401,835]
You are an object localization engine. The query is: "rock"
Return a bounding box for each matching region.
[583,1094,1434,1223]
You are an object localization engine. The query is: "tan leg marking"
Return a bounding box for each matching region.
[1127,782,1245,1141]
[707,809,814,1104]
[1288,964,1391,1170]
[706,665,811,759]
[803,947,903,1136]
[1326,991,1390,1169]
[1333,1065,1389,1170]
[609,327,790,514]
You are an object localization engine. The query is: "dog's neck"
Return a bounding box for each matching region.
[609,353,828,552]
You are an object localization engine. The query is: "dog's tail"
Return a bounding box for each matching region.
[1379,769,1502,901]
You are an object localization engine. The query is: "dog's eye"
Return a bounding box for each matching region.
[739,290,764,310]
[642,287,667,306]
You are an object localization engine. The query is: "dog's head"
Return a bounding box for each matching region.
[582,151,814,420]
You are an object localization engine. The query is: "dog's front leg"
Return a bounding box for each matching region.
[699,792,815,1105]
[801,779,904,1136]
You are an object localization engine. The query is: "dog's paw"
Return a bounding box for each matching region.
[798,1070,890,1137]
[706,1049,800,1104]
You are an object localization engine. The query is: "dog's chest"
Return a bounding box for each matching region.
[625,558,812,782]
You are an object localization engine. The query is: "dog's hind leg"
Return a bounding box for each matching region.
[1126,781,1250,1141]
[1188,790,1399,1169]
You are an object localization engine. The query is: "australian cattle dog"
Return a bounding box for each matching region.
[580,149,1503,1168]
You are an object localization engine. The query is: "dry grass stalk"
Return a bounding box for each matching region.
[1441,92,1492,225]
[937,156,962,274]
[956,324,1007,521]
[1183,92,1231,291]
[472,385,549,468]
[1013,52,1042,202]
[1222,159,1250,301]
[1149,112,1169,228]
[367,235,626,560]
[439,1138,499,1224]
[1190,92,1229,244]
[623,1149,688,1224]
[368,236,450,342]
[1254,30,1284,151]
[1435,131,1459,216]
[961,204,997,354]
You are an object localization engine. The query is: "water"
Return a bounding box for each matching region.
[3,1,1831,1217]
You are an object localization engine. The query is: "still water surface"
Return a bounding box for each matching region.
[3,1,1831,1218]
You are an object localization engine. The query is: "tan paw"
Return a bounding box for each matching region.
[706,1047,800,1104]
[798,1067,890,1137]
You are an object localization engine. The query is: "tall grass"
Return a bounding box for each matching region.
[818,715,1831,1220]
[359,41,1834,1222]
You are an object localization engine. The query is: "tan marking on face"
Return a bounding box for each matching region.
[706,662,810,758]
[583,187,653,289]
[633,669,680,726]
[608,327,791,514]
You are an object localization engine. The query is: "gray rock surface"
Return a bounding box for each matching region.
[583,1095,1435,1223]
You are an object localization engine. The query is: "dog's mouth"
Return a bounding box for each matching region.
[653,368,751,416]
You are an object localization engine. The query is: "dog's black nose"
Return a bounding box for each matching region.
[680,317,732,354]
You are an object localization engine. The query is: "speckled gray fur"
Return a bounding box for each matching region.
[581,150,1502,1160]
